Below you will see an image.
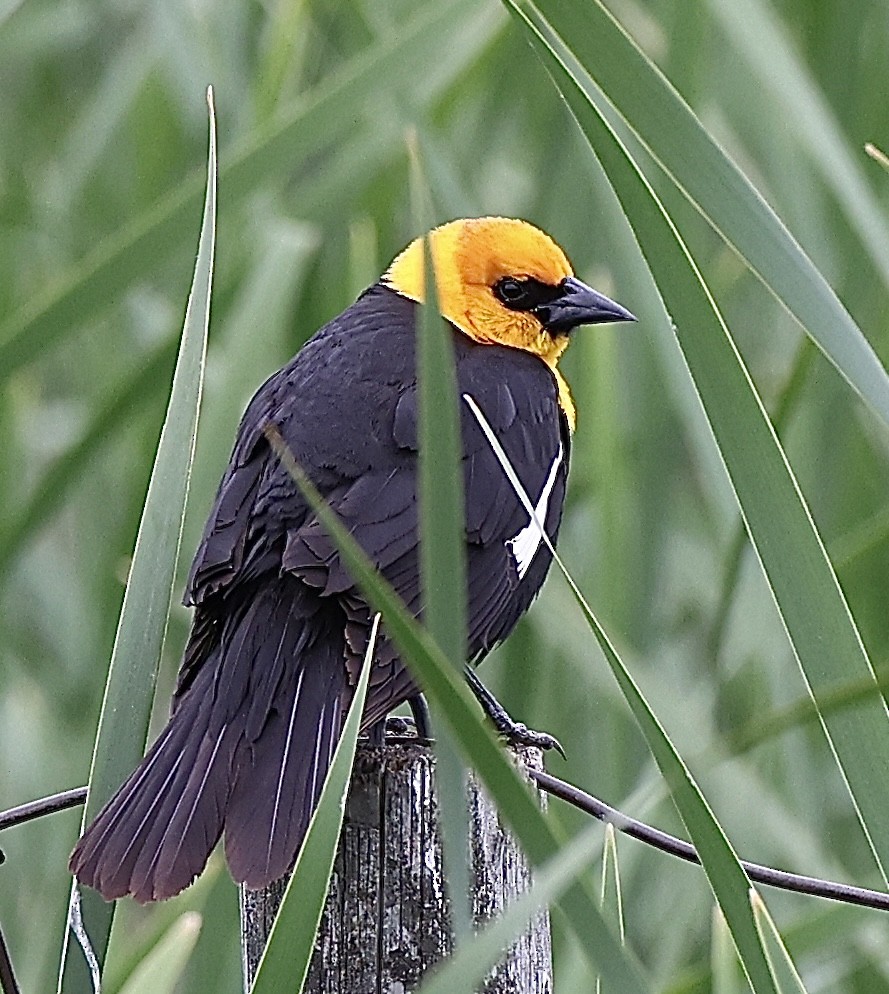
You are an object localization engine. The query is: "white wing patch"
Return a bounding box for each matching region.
[507,445,562,578]
[462,393,562,580]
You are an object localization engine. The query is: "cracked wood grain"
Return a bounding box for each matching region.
[240,741,551,993]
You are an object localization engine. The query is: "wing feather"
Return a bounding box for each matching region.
[283,329,569,721]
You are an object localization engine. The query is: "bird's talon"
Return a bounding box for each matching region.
[499,723,565,759]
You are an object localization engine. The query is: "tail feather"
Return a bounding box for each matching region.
[70,666,231,902]
[128,706,239,901]
[225,622,346,887]
[70,577,350,902]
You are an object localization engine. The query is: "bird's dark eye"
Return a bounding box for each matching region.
[493,277,532,308]
[493,276,564,315]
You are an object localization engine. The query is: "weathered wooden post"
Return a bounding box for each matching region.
[240,741,552,993]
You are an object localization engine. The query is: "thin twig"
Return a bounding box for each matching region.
[3,767,888,917]
[530,769,889,913]
[0,787,87,832]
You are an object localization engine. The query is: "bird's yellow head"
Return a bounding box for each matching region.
[383,217,634,430]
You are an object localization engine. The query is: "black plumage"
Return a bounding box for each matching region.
[70,283,570,903]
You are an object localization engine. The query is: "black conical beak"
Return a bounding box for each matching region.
[534,275,636,333]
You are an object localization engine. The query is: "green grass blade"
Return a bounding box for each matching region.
[116,913,202,994]
[263,428,651,992]
[249,615,376,994]
[600,825,623,940]
[750,891,810,994]
[514,0,889,431]
[0,0,498,384]
[512,0,889,885]
[596,825,625,994]
[461,388,779,994]
[712,907,743,994]
[56,87,216,994]
[409,142,472,938]
[409,144,468,692]
[416,823,602,994]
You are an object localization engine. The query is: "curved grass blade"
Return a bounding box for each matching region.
[249,615,376,994]
[263,427,651,992]
[750,891,810,994]
[512,0,889,431]
[416,823,602,994]
[0,0,497,385]
[461,395,778,994]
[512,0,889,886]
[57,86,216,994]
[727,671,889,757]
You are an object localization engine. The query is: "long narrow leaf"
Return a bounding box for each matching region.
[596,822,625,994]
[410,149,468,695]
[263,428,651,992]
[596,825,624,994]
[515,0,889,431]
[249,616,377,994]
[57,87,216,994]
[600,826,623,941]
[750,891,810,994]
[712,907,743,994]
[409,144,472,937]
[461,393,779,994]
[512,0,889,885]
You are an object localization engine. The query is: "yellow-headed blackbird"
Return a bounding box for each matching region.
[70,217,634,902]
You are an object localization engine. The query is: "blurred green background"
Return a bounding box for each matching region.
[2,0,888,991]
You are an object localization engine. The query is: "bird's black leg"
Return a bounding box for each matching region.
[407,693,432,740]
[464,667,565,758]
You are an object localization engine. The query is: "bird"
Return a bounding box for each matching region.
[70,216,635,903]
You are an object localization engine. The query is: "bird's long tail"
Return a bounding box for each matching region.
[69,577,349,903]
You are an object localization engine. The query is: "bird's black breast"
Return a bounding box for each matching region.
[185,282,569,681]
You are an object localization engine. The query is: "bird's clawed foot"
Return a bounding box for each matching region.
[491,720,565,757]
[464,668,565,759]
[372,682,563,756]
